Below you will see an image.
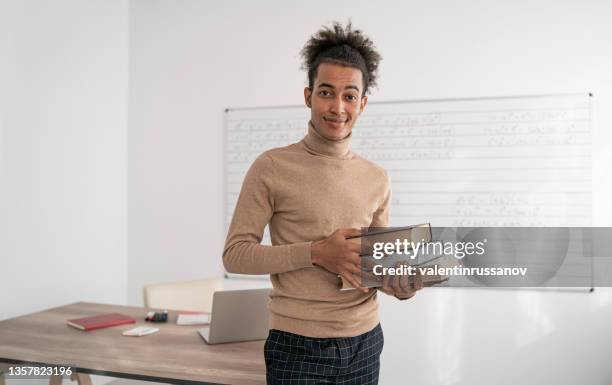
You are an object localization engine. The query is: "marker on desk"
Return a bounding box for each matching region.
[145,310,168,323]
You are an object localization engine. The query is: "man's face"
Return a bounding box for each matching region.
[304,62,368,141]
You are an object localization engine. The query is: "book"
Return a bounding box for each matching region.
[338,264,451,290]
[176,312,210,326]
[346,223,432,256]
[338,224,457,291]
[66,313,136,331]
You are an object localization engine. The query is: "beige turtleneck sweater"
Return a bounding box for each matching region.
[223,122,391,338]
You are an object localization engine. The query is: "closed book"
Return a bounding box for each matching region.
[67,313,136,331]
[345,223,432,256]
[338,270,449,291]
[338,223,455,290]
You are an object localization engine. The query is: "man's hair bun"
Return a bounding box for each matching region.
[300,21,382,95]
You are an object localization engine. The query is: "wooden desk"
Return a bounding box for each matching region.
[0,302,265,385]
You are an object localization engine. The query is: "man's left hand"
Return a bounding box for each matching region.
[379,262,423,300]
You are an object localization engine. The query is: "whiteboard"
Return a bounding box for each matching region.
[225,93,592,241]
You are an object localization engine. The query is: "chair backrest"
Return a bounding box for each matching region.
[143,278,224,313]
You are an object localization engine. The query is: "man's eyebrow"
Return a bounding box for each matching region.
[317,83,335,89]
[317,83,361,92]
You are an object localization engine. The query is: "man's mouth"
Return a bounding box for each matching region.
[324,117,348,124]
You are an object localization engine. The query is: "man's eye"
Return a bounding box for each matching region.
[319,90,331,97]
[346,95,358,102]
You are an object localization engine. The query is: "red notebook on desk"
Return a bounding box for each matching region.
[67,313,136,331]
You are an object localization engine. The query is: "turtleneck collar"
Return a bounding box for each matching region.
[303,121,352,159]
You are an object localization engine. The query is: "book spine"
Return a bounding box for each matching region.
[66,321,85,330]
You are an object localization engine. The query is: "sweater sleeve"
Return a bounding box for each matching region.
[222,153,314,275]
[370,171,412,301]
[370,170,391,228]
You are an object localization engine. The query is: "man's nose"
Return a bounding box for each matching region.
[330,96,344,114]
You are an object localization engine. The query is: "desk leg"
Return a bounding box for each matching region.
[49,375,63,385]
[0,363,7,385]
[70,372,92,385]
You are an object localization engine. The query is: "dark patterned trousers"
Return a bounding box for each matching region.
[264,323,384,385]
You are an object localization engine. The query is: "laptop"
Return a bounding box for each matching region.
[197,288,271,344]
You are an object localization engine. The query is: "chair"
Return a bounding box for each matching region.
[143,278,224,313]
[102,278,226,385]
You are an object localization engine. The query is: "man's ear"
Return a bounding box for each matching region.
[304,87,312,108]
[360,95,368,113]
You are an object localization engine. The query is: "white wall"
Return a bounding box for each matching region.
[128,1,612,384]
[2,0,611,384]
[0,0,128,320]
[127,0,612,304]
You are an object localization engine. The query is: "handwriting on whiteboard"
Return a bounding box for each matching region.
[225,95,592,229]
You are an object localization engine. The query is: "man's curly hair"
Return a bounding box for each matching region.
[300,22,382,96]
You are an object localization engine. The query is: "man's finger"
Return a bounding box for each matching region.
[414,268,423,290]
[346,263,361,275]
[342,270,361,287]
[342,272,359,288]
[346,257,362,275]
[347,252,361,265]
[363,266,384,288]
[346,241,362,254]
[379,286,393,295]
[342,272,368,293]
[399,264,409,291]
[362,268,381,283]
[382,268,391,289]
[391,263,400,291]
[362,258,376,269]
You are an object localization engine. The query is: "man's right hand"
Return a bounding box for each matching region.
[311,228,369,293]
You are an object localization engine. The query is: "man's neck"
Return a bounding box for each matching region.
[303,121,352,159]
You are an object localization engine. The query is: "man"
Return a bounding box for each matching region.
[223,22,423,384]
